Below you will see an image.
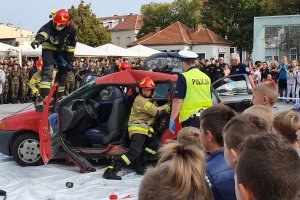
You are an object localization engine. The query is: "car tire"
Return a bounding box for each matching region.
[12,133,43,166]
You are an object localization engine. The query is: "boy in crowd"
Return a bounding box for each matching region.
[199,105,237,200]
[223,113,268,170]
[243,105,274,132]
[251,81,278,111]
[235,134,300,200]
[177,127,203,150]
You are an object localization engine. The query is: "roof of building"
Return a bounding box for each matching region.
[127,21,232,47]
[99,14,143,31]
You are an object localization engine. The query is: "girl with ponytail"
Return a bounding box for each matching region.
[139,142,213,200]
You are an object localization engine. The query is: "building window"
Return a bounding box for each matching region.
[117,37,120,46]
[290,48,297,60]
[127,37,131,43]
[198,53,205,60]
[230,47,235,54]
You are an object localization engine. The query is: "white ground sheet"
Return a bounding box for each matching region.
[0,103,142,200]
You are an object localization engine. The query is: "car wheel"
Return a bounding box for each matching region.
[12,133,43,166]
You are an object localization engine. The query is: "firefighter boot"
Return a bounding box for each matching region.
[129,161,145,175]
[35,96,47,112]
[103,163,122,180]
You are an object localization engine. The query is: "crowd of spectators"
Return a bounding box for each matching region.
[139,80,300,200]
[0,56,147,104]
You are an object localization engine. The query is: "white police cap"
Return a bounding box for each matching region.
[178,50,198,60]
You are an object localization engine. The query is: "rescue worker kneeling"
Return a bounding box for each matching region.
[103,76,171,180]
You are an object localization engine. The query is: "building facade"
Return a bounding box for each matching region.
[99,14,143,48]
[0,23,33,46]
[253,15,300,62]
[128,22,234,63]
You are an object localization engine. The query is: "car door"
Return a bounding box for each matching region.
[212,74,253,112]
[39,83,59,164]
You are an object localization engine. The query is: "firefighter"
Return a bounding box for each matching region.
[31,9,76,112]
[103,76,171,180]
[119,61,132,71]
[169,50,213,133]
[29,58,57,100]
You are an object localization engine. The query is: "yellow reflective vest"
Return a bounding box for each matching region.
[179,68,212,123]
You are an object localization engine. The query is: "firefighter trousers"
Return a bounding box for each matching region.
[121,133,161,167]
[40,49,69,98]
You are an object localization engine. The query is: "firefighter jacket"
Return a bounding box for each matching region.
[35,20,76,56]
[128,94,170,137]
[29,70,57,96]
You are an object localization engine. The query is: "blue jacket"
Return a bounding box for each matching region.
[206,149,236,200]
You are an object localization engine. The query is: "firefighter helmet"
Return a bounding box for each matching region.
[120,62,131,71]
[139,76,155,89]
[36,58,43,68]
[53,9,70,30]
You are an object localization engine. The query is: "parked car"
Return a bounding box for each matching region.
[0,52,277,172]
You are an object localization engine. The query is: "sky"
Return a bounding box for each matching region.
[0,0,173,33]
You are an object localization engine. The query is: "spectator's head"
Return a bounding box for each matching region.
[230,53,240,66]
[243,105,274,132]
[282,56,288,64]
[235,134,300,200]
[291,59,298,68]
[254,61,261,66]
[177,127,203,150]
[252,81,278,109]
[273,110,300,151]
[219,57,224,64]
[262,61,268,69]
[210,57,215,64]
[139,142,212,200]
[266,74,272,80]
[199,105,236,153]
[223,113,268,170]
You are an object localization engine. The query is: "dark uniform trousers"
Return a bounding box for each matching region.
[124,133,161,165]
[41,49,69,98]
[181,116,200,129]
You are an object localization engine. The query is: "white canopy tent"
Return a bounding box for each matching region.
[96,43,136,57]
[127,44,160,57]
[0,42,17,52]
[20,42,106,57]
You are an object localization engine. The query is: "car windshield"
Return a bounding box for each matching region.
[146,56,183,73]
[216,80,249,96]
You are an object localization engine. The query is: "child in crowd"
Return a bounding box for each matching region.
[251,81,278,111]
[286,65,297,103]
[252,63,261,85]
[235,134,300,200]
[243,105,274,132]
[199,105,237,200]
[139,142,213,200]
[223,113,268,170]
[177,127,203,150]
[265,74,276,85]
[273,110,300,156]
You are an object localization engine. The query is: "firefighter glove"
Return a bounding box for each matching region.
[169,120,175,134]
[31,40,41,49]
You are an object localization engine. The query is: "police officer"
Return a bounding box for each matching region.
[169,50,212,133]
[31,9,76,111]
[229,53,254,88]
[103,76,171,180]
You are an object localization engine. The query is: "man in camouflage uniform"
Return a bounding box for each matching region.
[20,65,30,103]
[2,64,10,104]
[103,76,171,180]
[9,64,20,104]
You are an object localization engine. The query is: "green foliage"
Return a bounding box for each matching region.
[201,0,300,54]
[68,0,111,47]
[137,0,202,39]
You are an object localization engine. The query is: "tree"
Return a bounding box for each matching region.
[68,0,111,47]
[137,0,202,39]
[201,0,300,54]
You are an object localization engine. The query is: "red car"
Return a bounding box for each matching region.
[0,62,255,172]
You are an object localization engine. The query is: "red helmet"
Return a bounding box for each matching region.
[53,9,70,28]
[139,76,155,89]
[120,62,131,71]
[36,58,43,68]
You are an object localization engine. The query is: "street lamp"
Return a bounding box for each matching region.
[273,36,281,61]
